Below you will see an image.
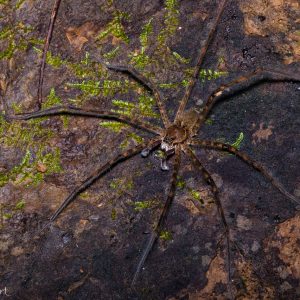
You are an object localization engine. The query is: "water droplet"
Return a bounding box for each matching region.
[141,148,150,157]
[161,159,169,171]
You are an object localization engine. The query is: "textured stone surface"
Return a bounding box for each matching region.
[0,0,299,299]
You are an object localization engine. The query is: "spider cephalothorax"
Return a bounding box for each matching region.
[163,125,187,146]
[158,109,199,169]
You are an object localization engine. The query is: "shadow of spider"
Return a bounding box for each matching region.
[4,0,300,297]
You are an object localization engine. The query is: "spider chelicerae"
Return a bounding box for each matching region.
[5,0,300,296]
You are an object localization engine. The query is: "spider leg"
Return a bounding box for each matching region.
[175,0,228,121]
[184,146,233,299]
[191,139,300,206]
[195,68,300,131]
[93,58,171,128]
[132,146,181,286]
[39,138,161,234]
[37,0,62,108]
[7,105,163,135]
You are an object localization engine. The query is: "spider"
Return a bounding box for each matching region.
[4,0,300,297]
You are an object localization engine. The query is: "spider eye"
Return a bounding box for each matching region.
[164,136,173,144]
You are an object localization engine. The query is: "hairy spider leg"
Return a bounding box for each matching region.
[175,0,228,121]
[37,138,161,235]
[185,146,233,299]
[98,62,171,128]
[37,0,62,108]
[191,140,300,206]
[8,105,162,135]
[132,146,181,285]
[194,69,300,131]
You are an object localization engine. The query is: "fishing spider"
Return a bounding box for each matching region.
[5,0,300,296]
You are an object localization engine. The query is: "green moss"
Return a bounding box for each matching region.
[109,95,158,119]
[99,121,127,133]
[79,191,91,199]
[0,146,62,187]
[99,94,156,148]
[199,69,228,82]
[68,52,101,79]
[0,21,40,61]
[34,48,100,81]
[0,26,12,39]
[0,112,53,148]
[102,80,130,97]
[0,40,15,60]
[189,189,201,201]
[158,82,179,89]
[132,199,158,211]
[32,48,109,105]
[230,132,244,150]
[176,176,185,189]
[183,67,228,85]
[205,118,213,125]
[15,0,26,9]
[42,88,69,127]
[103,46,120,59]
[172,51,190,64]
[138,94,159,118]
[97,10,129,43]
[140,18,153,48]
[111,208,117,220]
[42,88,62,108]
[111,99,135,116]
[158,0,179,46]
[154,150,165,159]
[33,47,65,68]
[120,132,144,150]
[3,213,12,220]
[109,180,119,190]
[67,80,101,97]
[109,177,134,196]
[129,48,150,70]
[15,200,26,210]
[1,199,28,228]
[47,51,65,68]
[129,19,153,69]
[0,99,62,188]
[10,102,23,113]
[160,230,172,241]
[81,51,90,65]
[181,79,190,87]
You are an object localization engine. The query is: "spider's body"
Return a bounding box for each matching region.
[163,124,188,146]
[162,110,197,148]
[3,0,300,297]
[145,109,198,171]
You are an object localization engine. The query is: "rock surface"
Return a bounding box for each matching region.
[0,0,299,299]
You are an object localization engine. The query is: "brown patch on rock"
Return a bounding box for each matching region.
[0,233,13,253]
[74,219,90,237]
[266,213,300,279]
[10,246,24,256]
[235,259,275,299]
[0,73,8,94]
[239,0,300,64]
[251,122,274,145]
[66,22,99,51]
[182,188,214,215]
[196,253,227,299]
[36,162,47,173]
[192,11,209,22]
[37,182,69,212]
[236,215,253,231]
